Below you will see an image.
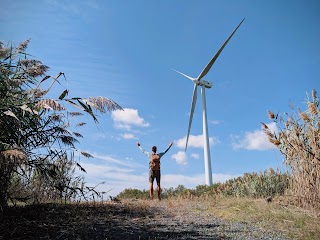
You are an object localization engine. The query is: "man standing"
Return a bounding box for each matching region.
[137,142,173,200]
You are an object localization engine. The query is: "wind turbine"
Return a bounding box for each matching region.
[173,19,245,185]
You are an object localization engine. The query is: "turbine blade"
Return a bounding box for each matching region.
[197,18,245,80]
[172,69,194,81]
[185,84,198,151]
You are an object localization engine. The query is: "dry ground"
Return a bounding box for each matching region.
[1,197,319,239]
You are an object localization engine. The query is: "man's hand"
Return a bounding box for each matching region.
[137,142,140,147]
[169,142,173,147]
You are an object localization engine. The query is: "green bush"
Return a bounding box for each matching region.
[116,188,149,199]
[116,170,289,200]
[218,169,289,198]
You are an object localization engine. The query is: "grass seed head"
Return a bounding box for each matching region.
[269,138,280,145]
[308,102,318,116]
[298,110,310,122]
[0,48,9,58]
[312,89,317,100]
[15,39,30,53]
[268,111,275,119]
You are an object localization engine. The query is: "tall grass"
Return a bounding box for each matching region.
[263,89,319,209]
[0,39,122,207]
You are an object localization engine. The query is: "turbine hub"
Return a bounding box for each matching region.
[196,79,212,88]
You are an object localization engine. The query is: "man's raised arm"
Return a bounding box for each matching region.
[137,142,149,156]
[159,142,173,157]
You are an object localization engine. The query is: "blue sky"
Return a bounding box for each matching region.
[2,0,319,196]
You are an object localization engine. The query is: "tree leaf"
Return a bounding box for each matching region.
[76,162,87,173]
[81,151,93,158]
[65,99,84,111]
[20,104,38,114]
[76,122,86,127]
[58,89,69,100]
[73,132,83,138]
[34,75,51,89]
[77,99,98,122]
[3,110,19,120]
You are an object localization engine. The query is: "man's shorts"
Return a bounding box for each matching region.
[149,169,161,185]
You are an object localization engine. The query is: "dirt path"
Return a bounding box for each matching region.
[1,199,288,240]
[132,199,289,240]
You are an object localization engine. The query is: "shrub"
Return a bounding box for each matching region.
[116,188,149,199]
[217,169,289,198]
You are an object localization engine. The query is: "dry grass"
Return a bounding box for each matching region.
[263,89,320,209]
[208,195,320,240]
[1,197,319,239]
[123,196,320,239]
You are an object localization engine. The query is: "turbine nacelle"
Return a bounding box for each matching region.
[172,69,212,88]
[194,79,212,88]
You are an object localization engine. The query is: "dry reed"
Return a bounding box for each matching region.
[263,89,320,209]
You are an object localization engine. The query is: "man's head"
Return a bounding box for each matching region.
[152,146,157,153]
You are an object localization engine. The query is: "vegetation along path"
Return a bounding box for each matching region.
[1,198,295,240]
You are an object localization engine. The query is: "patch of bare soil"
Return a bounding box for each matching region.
[0,199,288,240]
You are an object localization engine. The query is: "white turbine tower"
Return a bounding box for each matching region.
[173,19,245,185]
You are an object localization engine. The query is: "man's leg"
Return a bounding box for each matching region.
[149,182,154,199]
[156,171,161,200]
[149,170,154,199]
[157,183,161,200]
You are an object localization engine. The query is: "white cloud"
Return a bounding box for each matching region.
[232,122,278,151]
[121,133,137,139]
[191,153,200,159]
[171,151,188,165]
[210,120,222,125]
[77,162,148,196]
[111,108,150,130]
[80,162,133,175]
[175,134,219,149]
[77,163,239,197]
[92,152,144,168]
[162,173,239,189]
